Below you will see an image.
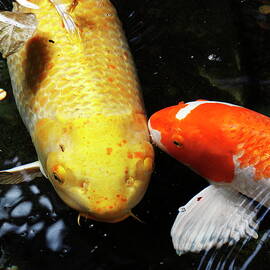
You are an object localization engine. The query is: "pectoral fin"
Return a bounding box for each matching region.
[171,185,259,255]
[15,0,40,9]
[0,9,37,58]
[0,161,43,184]
[49,0,80,38]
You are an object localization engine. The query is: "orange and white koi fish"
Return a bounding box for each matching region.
[148,100,270,254]
[0,0,154,223]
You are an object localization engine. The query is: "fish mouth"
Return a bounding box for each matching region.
[53,185,91,213]
[54,186,132,223]
[148,119,167,151]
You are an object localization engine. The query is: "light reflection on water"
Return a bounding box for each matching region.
[11,201,32,217]
[46,219,66,251]
[39,195,53,212]
[0,183,68,253]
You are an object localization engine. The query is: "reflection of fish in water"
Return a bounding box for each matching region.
[149,100,270,255]
[0,0,154,223]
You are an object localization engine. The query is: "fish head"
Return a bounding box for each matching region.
[34,116,154,223]
[148,102,190,162]
[148,101,216,167]
[148,100,239,183]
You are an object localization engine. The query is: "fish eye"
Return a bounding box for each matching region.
[51,164,66,184]
[52,172,64,184]
[173,141,183,148]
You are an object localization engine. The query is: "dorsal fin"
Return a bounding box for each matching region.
[49,0,80,38]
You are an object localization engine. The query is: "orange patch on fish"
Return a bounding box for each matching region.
[106,147,113,155]
[35,118,50,129]
[134,152,144,159]
[115,194,127,203]
[108,64,116,69]
[38,96,48,107]
[52,164,60,174]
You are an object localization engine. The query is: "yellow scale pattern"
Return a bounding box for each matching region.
[8,0,143,133]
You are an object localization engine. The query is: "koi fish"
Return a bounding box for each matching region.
[148,100,270,255]
[0,0,154,223]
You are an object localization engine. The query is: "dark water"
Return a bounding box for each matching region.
[1,0,270,269]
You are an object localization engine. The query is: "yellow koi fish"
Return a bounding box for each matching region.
[0,0,154,222]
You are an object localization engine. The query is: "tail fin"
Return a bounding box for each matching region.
[171,185,259,255]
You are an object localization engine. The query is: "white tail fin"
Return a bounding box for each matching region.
[171,185,259,255]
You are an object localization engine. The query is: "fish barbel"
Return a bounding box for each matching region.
[0,0,154,222]
[149,100,270,254]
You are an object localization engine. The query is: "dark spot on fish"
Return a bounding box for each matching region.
[68,0,78,13]
[25,36,52,94]
[59,144,65,152]
[197,197,203,201]
[173,141,183,147]
[48,40,55,43]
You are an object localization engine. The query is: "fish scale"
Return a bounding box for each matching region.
[223,110,270,181]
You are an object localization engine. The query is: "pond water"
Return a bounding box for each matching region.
[1,0,270,269]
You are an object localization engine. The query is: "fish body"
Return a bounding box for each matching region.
[148,100,270,254]
[2,0,154,222]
